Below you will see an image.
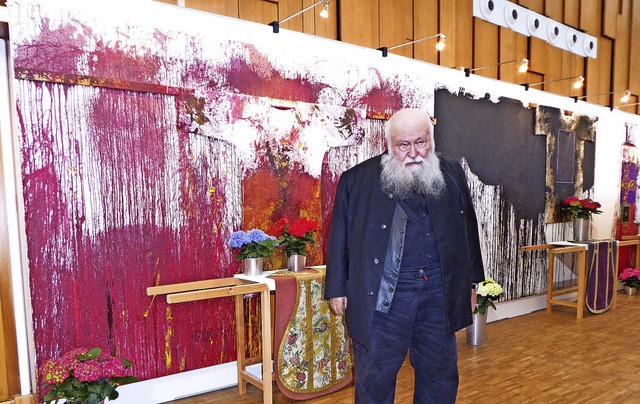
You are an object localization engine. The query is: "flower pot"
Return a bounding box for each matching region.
[624,286,637,296]
[243,257,264,276]
[466,312,487,346]
[573,218,590,242]
[287,254,306,272]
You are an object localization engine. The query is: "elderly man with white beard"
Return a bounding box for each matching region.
[325,108,485,403]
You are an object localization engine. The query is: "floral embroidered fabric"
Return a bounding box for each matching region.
[271,268,352,399]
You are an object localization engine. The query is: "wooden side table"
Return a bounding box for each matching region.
[147,277,273,404]
[522,243,588,319]
[619,235,640,268]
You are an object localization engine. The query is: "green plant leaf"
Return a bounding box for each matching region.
[121,358,133,368]
[112,375,139,384]
[43,390,57,402]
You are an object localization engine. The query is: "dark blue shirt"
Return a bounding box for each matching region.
[398,193,441,268]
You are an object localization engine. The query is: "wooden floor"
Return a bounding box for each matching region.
[170,291,640,403]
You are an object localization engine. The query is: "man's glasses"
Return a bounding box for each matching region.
[395,139,428,152]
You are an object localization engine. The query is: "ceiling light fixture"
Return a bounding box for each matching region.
[377,33,446,57]
[268,0,329,33]
[464,58,528,77]
[523,75,584,91]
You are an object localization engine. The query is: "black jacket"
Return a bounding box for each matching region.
[324,154,485,348]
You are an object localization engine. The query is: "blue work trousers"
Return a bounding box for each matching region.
[352,265,458,403]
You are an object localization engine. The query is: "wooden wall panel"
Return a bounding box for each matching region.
[439,0,456,68]
[602,0,619,38]
[303,0,316,34]
[413,0,439,63]
[584,38,609,105]
[515,34,528,85]
[313,0,337,39]
[454,0,473,71]
[498,26,529,85]
[613,0,631,94]
[629,0,640,93]
[185,0,238,17]
[518,0,544,13]
[277,0,305,33]
[529,37,549,75]
[498,28,518,83]
[380,0,413,58]
[473,18,499,78]
[539,0,565,95]
[239,0,278,24]
[564,0,580,27]
[339,0,379,49]
[545,1,563,23]
[579,0,600,35]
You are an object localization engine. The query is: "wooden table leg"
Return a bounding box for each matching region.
[235,294,246,396]
[260,289,273,404]
[576,249,586,320]
[547,250,555,314]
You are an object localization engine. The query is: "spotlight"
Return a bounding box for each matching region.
[378,33,446,57]
[268,0,329,33]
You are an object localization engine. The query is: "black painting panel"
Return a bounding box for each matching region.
[556,130,575,184]
[434,89,545,221]
[583,140,595,190]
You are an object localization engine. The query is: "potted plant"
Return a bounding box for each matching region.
[228,228,278,275]
[619,267,640,295]
[39,347,138,404]
[467,278,504,346]
[271,217,318,271]
[561,197,602,241]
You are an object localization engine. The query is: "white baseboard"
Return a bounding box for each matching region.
[113,362,263,403]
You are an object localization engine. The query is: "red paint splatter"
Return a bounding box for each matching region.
[222,50,327,103]
[358,83,405,116]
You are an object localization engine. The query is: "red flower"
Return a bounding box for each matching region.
[563,196,580,205]
[275,217,318,256]
[288,218,318,238]
[270,218,289,238]
[297,372,307,381]
[561,197,602,219]
[287,333,298,345]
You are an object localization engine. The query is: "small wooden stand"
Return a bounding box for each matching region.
[619,235,640,268]
[522,243,588,319]
[147,277,273,404]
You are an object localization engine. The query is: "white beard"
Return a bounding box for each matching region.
[380,153,446,199]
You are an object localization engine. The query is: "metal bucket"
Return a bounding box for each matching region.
[466,312,487,346]
[243,257,264,276]
[287,254,306,272]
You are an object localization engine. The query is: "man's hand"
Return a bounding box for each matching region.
[471,288,477,313]
[330,296,348,316]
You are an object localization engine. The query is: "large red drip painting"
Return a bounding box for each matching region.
[12,2,406,383]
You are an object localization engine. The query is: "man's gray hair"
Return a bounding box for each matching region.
[384,109,435,149]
